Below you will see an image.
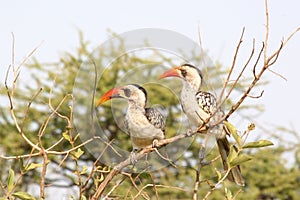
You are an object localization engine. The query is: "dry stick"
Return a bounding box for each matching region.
[149,173,159,200]
[103,177,127,199]
[223,25,300,121]
[224,42,282,121]
[218,27,245,104]
[4,49,41,152]
[153,148,177,168]
[81,139,115,193]
[220,39,256,109]
[5,34,44,151]
[122,171,150,200]
[224,0,300,122]
[134,184,187,199]
[127,168,151,200]
[48,77,73,129]
[269,27,300,62]
[193,140,206,200]
[232,188,243,200]
[11,33,15,76]
[192,141,221,200]
[37,101,48,199]
[0,136,114,160]
[263,0,269,66]
[39,143,48,199]
[202,167,233,200]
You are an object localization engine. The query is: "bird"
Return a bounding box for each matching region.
[96,84,166,163]
[159,63,244,186]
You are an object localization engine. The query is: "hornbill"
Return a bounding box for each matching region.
[159,63,244,186]
[96,84,166,163]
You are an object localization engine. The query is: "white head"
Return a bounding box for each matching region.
[96,84,147,108]
[159,63,203,91]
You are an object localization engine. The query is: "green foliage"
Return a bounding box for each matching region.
[243,140,274,149]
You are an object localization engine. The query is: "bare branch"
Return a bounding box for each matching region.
[267,68,287,81]
[134,184,187,199]
[247,90,264,99]
[219,38,256,110]
[263,0,269,65]
[219,27,245,104]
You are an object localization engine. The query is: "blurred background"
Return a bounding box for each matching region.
[0,1,299,199]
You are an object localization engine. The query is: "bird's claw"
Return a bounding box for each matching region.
[130,150,138,165]
[186,129,194,137]
[152,139,159,148]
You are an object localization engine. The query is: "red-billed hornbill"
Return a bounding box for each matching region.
[96,84,166,163]
[159,63,244,186]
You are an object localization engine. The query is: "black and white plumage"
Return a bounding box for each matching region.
[159,63,244,186]
[97,84,166,153]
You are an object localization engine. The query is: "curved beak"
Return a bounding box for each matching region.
[158,66,181,79]
[96,87,121,107]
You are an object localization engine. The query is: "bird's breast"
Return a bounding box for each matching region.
[125,107,164,140]
[181,88,210,127]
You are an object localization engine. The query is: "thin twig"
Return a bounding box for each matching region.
[263,0,269,65]
[202,167,233,200]
[219,27,245,104]
[219,38,256,110]
[134,184,187,199]
[193,137,207,200]
[153,148,177,168]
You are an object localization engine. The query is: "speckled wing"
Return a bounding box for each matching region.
[196,90,225,137]
[123,117,129,134]
[195,91,218,115]
[145,107,166,134]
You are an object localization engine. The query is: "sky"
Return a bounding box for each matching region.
[0,1,299,142]
[1,0,300,198]
[1,0,299,133]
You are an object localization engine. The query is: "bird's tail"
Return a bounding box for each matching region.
[216,137,245,186]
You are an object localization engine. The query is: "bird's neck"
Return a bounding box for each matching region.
[182,80,199,95]
[128,100,145,113]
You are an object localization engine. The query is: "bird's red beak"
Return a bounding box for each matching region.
[158,66,181,79]
[96,87,121,107]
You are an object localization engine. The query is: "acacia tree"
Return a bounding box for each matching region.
[1,1,300,199]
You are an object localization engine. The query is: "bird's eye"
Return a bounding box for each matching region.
[123,88,131,97]
[180,69,187,77]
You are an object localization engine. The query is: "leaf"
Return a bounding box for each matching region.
[7,169,14,192]
[94,173,104,188]
[19,158,25,172]
[243,140,274,149]
[12,191,36,200]
[72,148,84,159]
[25,163,43,171]
[215,168,222,181]
[80,165,88,175]
[229,154,253,167]
[62,131,71,142]
[224,121,242,148]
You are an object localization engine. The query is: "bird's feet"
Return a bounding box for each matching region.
[152,139,159,148]
[185,128,194,137]
[130,149,138,165]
